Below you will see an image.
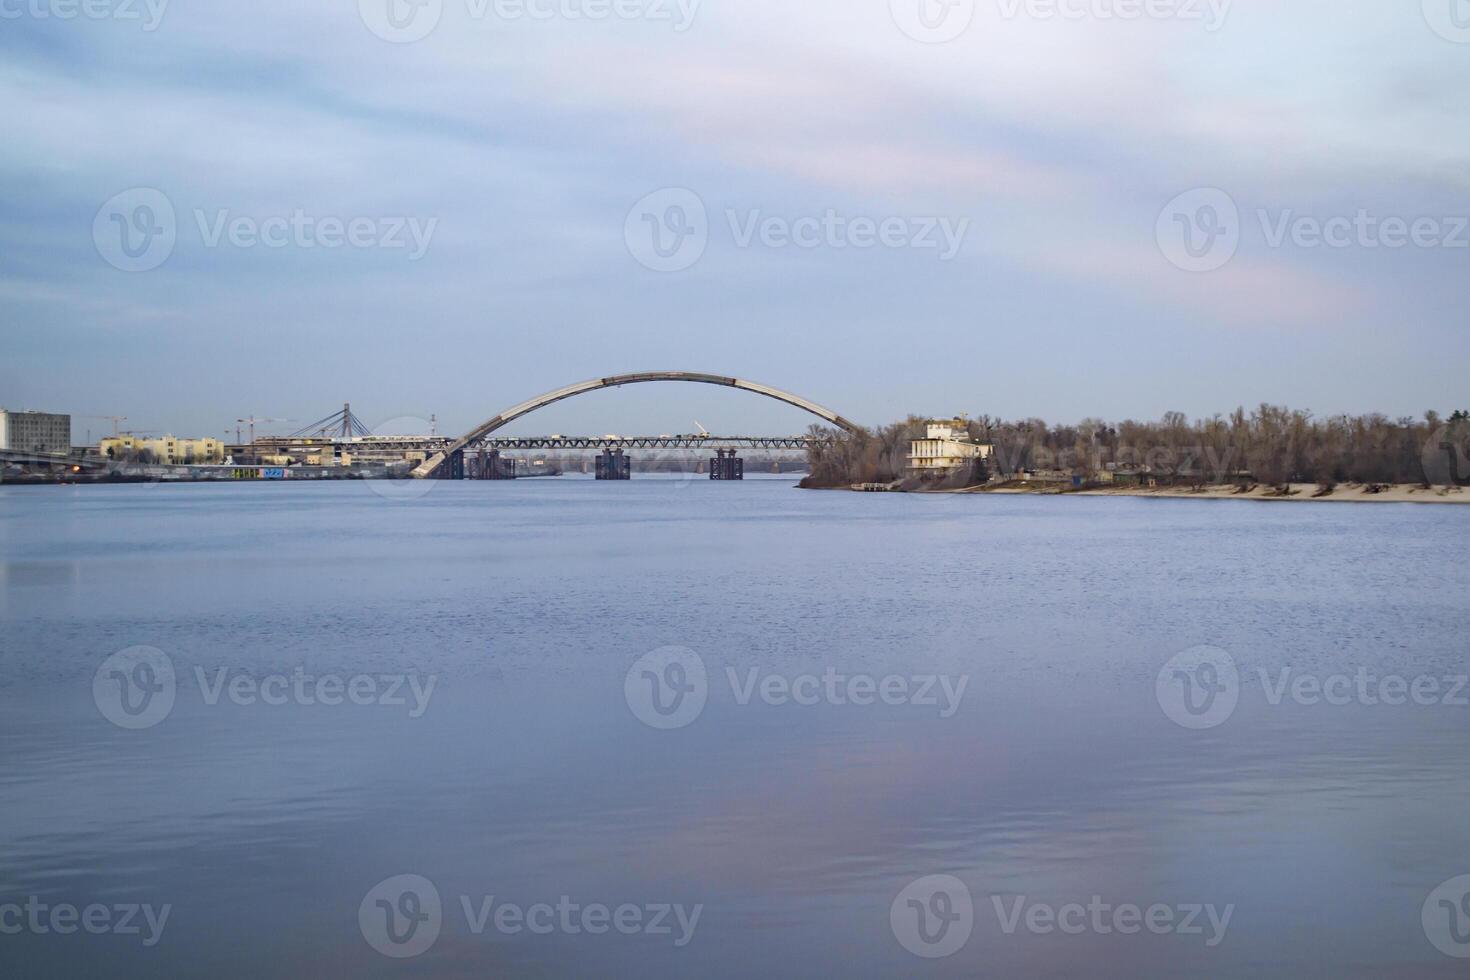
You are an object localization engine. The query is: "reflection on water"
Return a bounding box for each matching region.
[1,479,1467,977]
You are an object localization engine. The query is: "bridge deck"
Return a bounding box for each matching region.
[255,435,815,452]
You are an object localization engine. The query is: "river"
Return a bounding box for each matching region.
[1,477,1467,977]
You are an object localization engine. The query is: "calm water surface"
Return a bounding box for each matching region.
[1,477,1467,978]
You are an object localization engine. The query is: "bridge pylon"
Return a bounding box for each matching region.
[595,448,631,481]
[710,448,743,480]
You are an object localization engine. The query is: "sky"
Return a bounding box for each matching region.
[2,0,1467,441]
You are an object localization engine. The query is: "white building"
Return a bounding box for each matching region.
[0,410,72,456]
[907,417,992,476]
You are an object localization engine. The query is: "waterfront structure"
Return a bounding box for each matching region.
[596,448,631,480]
[100,434,226,464]
[710,448,744,480]
[0,409,72,456]
[412,371,859,479]
[906,418,992,476]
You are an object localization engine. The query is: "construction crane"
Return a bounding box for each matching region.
[235,417,291,444]
[80,415,128,438]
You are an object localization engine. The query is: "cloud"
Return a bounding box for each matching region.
[1,0,1465,425]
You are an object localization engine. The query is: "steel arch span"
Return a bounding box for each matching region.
[411,371,860,478]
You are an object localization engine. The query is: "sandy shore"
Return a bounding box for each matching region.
[945,482,1469,504]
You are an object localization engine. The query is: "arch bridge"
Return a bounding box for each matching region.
[411,371,859,479]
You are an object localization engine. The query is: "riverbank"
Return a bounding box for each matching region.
[946,482,1469,504]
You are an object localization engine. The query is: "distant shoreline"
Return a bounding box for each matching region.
[939,482,1470,504]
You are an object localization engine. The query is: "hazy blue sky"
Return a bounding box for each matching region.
[3,0,1467,441]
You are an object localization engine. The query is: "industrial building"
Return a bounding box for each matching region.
[100,434,227,464]
[0,409,71,456]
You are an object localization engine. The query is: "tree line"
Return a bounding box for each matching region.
[803,407,1470,489]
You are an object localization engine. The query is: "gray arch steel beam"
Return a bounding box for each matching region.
[412,372,858,478]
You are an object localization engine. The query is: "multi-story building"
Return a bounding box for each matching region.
[0,410,72,456]
[100,435,227,464]
[906,417,993,476]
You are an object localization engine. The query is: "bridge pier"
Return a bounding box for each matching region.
[443,449,465,480]
[473,448,516,480]
[595,448,631,481]
[710,448,743,480]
